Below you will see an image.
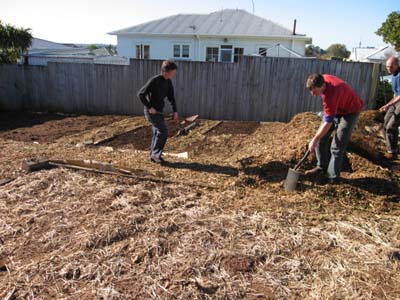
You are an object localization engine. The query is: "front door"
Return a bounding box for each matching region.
[220,45,233,62]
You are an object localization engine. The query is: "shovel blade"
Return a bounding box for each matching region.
[185,114,199,122]
[284,168,300,192]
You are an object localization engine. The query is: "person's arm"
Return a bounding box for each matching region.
[137,78,155,110]
[379,94,400,111]
[309,120,333,152]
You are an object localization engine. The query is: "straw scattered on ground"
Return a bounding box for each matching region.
[0,110,399,300]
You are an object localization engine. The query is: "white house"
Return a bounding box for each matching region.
[349,46,378,62]
[109,9,312,62]
[364,45,399,63]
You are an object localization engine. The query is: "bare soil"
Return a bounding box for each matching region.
[0,110,399,300]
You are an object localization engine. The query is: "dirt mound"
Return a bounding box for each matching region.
[207,121,260,136]
[350,110,388,167]
[0,111,125,143]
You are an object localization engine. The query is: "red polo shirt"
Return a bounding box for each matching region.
[322,74,364,122]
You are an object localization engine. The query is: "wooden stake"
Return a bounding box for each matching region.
[0,178,15,186]
[201,121,223,135]
[22,158,219,189]
[21,158,50,172]
[50,160,217,189]
[4,287,16,300]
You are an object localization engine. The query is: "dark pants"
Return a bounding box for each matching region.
[144,108,168,159]
[315,112,359,179]
[383,102,400,153]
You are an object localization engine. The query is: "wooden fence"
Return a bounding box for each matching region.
[0,56,380,122]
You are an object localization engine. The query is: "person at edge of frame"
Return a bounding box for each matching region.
[379,56,400,160]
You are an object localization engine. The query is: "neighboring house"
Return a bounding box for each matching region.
[349,46,378,61]
[28,37,79,54]
[364,45,399,63]
[109,9,312,62]
[350,45,399,63]
[25,38,126,66]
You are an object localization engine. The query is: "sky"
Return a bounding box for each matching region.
[1,0,398,50]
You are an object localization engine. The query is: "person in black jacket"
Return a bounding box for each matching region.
[137,60,179,163]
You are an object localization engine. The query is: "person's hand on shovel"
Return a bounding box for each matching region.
[379,103,392,112]
[308,137,320,152]
[308,121,332,152]
[149,107,158,115]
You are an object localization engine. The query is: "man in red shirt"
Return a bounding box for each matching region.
[305,74,364,184]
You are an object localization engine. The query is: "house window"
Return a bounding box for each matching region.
[206,47,219,62]
[259,47,267,57]
[234,47,244,63]
[173,44,190,59]
[220,45,233,62]
[135,45,141,59]
[173,45,181,58]
[135,44,150,59]
[143,45,150,59]
[182,45,190,58]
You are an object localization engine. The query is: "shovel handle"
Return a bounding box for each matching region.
[294,149,310,171]
[156,111,197,123]
[155,111,167,116]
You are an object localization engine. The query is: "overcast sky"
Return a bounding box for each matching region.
[1,0,398,49]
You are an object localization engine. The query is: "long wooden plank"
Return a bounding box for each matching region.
[0,178,16,186]
[49,160,218,189]
[22,158,218,189]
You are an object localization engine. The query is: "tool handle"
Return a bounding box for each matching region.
[294,149,310,171]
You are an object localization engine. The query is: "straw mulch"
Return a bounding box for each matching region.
[0,110,399,300]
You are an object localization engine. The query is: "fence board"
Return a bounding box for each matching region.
[0,57,380,122]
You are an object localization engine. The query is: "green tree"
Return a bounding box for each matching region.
[376,11,400,51]
[305,45,326,58]
[375,80,394,109]
[0,20,32,64]
[323,43,350,59]
[106,44,117,55]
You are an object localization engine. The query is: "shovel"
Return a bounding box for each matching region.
[184,114,199,122]
[284,149,310,192]
[155,111,199,122]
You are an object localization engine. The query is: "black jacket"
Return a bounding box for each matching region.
[137,75,177,112]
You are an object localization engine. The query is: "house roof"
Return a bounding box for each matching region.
[28,38,112,57]
[349,47,378,61]
[109,9,310,40]
[29,38,76,52]
[365,45,399,61]
[28,47,111,57]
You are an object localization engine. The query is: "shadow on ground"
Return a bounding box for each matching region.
[344,177,399,200]
[0,111,65,132]
[162,161,239,176]
[243,161,289,183]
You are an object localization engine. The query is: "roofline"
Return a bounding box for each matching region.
[108,9,292,36]
[269,44,305,58]
[365,45,390,59]
[108,32,311,41]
